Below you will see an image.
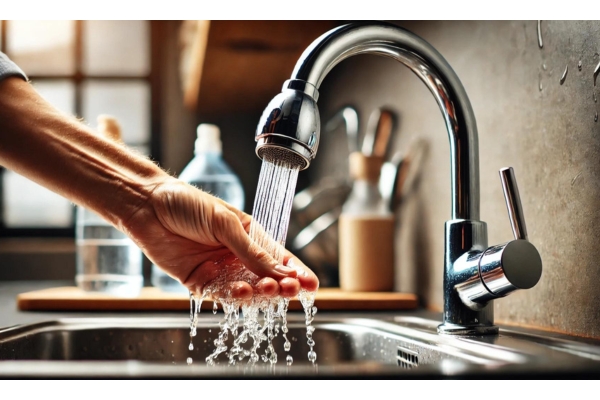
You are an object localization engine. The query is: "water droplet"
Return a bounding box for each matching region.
[188,343,194,351]
[284,342,291,351]
[594,92,597,103]
[542,63,547,71]
[212,302,218,314]
[595,112,598,122]
[537,20,543,49]
[312,306,318,315]
[560,65,568,85]
[539,81,543,92]
[186,357,193,365]
[286,355,293,366]
[578,60,582,71]
[308,350,317,363]
[594,61,600,86]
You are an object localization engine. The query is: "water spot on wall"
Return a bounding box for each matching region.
[595,111,598,123]
[578,60,582,71]
[560,65,568,85]
[571,172,582,187]
[537,20,543,49]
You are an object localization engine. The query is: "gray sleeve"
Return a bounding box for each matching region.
[0,51,27,82]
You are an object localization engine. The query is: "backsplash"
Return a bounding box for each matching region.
[313,20,600,338]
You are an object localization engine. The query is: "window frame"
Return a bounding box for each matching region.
[0,20,163,238]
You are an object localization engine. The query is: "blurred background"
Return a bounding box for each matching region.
[1,20,600,338]
[0,20,343,280]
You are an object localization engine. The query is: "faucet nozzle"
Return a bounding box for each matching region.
[255,80,320,170]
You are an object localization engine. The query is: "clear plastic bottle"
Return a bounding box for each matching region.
[152,124,245,293]
[75,116,143,297]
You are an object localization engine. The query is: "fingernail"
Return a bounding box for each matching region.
[287,259,308,276]
[274,264,295,274]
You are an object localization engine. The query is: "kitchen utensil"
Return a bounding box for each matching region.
[324,105,359,154]
[361,108,397,158]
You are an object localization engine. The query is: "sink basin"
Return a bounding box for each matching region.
[1,314,599,377]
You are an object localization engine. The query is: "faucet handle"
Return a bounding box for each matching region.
[475,167,541,298]
[458,167,542,309]
[499,167,528,240]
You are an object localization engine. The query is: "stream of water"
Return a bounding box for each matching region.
[188,155,317,366]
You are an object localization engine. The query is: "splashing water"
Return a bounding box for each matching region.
[299,289,318,363]
[187,154,317,367]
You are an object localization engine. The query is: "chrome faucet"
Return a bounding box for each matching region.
[254,22,542,335]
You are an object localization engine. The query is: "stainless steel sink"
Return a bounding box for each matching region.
[1,314,599,377]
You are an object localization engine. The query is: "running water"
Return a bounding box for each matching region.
[188,154,318,366]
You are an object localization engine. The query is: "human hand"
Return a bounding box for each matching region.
[122,178,319,300]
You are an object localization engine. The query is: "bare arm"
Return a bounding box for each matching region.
[0,77,319,297]
[0,77,163,229]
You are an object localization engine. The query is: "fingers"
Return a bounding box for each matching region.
[255,277,280,296]
[213,205,297,281]
[214,281,254,301]
[279,277,301,297]
[284,253,320,292]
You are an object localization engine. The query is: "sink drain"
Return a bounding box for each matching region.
[397,346,419,369]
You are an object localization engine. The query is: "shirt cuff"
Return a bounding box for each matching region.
[0,51,28,82]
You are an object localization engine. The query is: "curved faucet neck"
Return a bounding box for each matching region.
[289,22,480,220]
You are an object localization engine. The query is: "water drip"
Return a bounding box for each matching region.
[560,65,568,85]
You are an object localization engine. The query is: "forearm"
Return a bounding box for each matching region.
[0,77,169,229]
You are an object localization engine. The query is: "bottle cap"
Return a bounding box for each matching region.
[195,124,222,154]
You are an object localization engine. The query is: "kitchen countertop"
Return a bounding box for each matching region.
[0,281,437,329]
[0,281,191,328]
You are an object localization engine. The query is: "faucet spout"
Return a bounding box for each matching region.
[255,22,541,336]
[257,21,479,220]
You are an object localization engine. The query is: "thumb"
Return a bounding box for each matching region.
[213,206,297,280]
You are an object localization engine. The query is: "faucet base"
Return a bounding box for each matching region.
[437,322,499,336]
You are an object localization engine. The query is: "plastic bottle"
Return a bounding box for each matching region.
[338,151,395,292]
[75,116,144,297]
[152,124,245,293]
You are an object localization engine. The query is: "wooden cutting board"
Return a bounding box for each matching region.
[17,287,418,312]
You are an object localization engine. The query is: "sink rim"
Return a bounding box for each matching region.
[1,315,600,378]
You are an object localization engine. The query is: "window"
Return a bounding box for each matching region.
[0,20,161,237]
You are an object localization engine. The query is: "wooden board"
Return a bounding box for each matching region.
[17,287,418,312]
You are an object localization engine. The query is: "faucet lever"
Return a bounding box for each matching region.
[499,167,528,241]
[454,166,542,313]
